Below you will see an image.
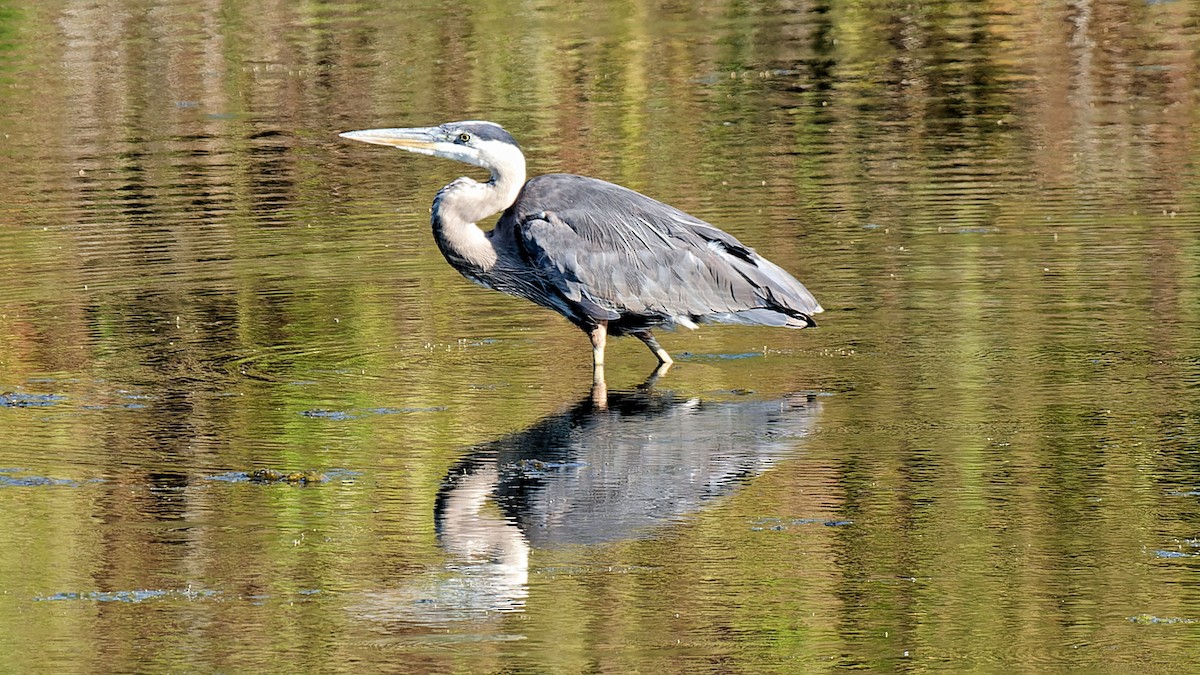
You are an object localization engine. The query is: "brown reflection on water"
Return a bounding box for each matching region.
[1,0,1199,671]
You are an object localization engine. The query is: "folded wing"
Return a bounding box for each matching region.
[507,174,822,329]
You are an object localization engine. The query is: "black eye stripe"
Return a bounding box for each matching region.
[443,122,519,148]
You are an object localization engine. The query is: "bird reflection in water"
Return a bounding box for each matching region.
[353,387,821,630]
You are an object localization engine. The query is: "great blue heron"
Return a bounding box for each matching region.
[340,121,822,380]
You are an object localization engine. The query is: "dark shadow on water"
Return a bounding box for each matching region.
[352,387,822,632]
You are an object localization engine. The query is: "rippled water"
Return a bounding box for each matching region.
[2,0,1199,670]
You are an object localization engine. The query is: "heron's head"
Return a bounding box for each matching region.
[339,121,525,181]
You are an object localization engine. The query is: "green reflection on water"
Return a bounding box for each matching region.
[1,0,1199,671]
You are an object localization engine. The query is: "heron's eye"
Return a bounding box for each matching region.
[458,132,472,143]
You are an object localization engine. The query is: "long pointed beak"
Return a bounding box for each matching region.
[339,127,441,151]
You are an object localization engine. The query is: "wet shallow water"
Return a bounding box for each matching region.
[2,0,1200,671]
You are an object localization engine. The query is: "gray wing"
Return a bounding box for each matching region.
[507,174,822,327]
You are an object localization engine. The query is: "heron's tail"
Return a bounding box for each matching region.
[749,256,823,317]
[703,307,816,329]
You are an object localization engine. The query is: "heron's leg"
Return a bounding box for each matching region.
[588,321,608,370]
[636,361,671,391]
[591,376,608,409]
[632,330,673,366]
[588,322,608,409]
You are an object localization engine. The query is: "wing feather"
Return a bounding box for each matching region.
[505,174,821,328]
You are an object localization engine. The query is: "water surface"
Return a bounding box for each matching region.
[1,0,1199,670]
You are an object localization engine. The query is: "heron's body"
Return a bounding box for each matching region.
[340,121,822,379]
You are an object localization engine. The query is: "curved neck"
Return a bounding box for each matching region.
[431,174,523,273]
[430,145,526,274]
